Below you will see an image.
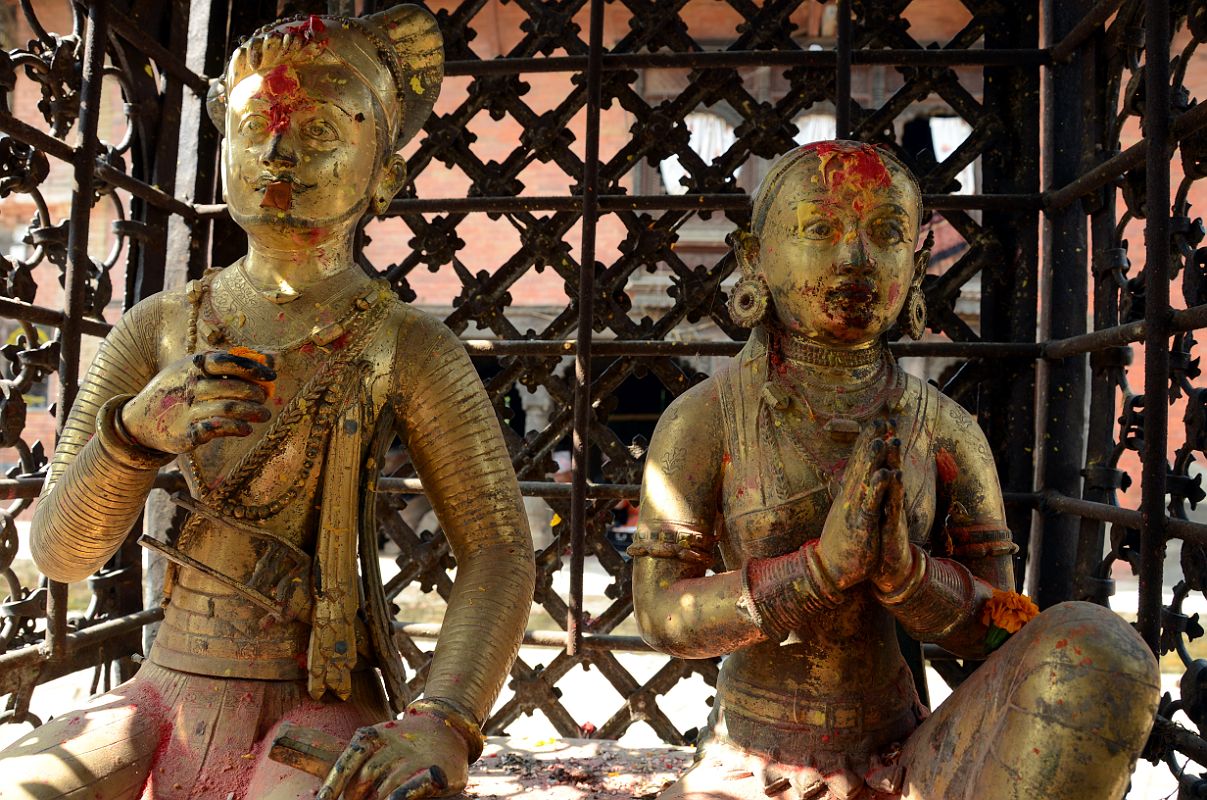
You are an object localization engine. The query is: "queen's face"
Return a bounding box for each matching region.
[756,144,921,346]
[222,61,384,240]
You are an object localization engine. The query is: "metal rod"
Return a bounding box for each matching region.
[1040,491,1207,545]
[567,0,604,658]
[1138,0,1172,653]
[835,0,852,139]
[94,162,199,220]
[441,48,1050,77]
[458,338,1042,358]
[0,607,163,696]
[377,192,1042,217]
[102,3,210,95]
[0,110,77,161]
[1049,0,1127,63]
[49,0,107,662]
[394,622,654,653]
[1045,96,1207,210]
[0,297,111,337]
[383,477,639,501]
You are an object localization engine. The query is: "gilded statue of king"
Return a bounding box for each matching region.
[631,141,1162,800]
[0,7,535,800]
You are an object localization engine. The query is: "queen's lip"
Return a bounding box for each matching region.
[826,279,878,305]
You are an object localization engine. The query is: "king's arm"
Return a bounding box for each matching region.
[31,296,170,583]
[874,396,1017,659]
[390,315,536,742]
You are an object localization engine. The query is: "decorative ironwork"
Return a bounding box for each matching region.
[4,0,1207,792]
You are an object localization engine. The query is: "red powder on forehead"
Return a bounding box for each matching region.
[256,65,313,135]
[800,141,893,216]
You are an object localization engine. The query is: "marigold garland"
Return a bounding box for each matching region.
[980,590,1039,650]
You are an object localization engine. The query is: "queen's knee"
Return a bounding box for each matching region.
[1008,602,1159,745]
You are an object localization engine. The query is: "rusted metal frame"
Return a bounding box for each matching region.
[1137,0,1172,653]
[48,0,108,662]
[566,0,604,659]
[835,0,852,138]
[1050,0,1127,63]
[1045,96,1207,210]
[441,49,1050,77]
[1030,0,1094,608]
[0,608,164,697]
[99,1,209,95]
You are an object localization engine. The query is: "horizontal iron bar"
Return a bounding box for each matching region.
[94,162,198,220]
[1040,491,1207,544]
[1049,0,1127,63]
[443,48,1050,76]
[102,3,210,94]
[0,297,111,337]
[1043,302,1207,359]
[1045,99,1207,210]
[461,339,1041,358]
[395,621,653,652]
[0,110,76,162]
[382,476,640,500]
[0,607,162,697]
[382,193,1039,216]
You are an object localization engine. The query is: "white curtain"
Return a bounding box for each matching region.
[929,116,977,195]
[659,112,738,195]
[793,113,837,146]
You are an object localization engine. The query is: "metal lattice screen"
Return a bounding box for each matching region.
[4,0,1207,790]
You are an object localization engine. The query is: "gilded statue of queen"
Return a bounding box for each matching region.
[0,7,535,800]
[631,141,1161,800]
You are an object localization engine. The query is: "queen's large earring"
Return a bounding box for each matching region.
[900,230,933,340]
[372,156,408,216]
[727,229,770,328]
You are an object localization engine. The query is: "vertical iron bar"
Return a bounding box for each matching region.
[1138,0,1171,652]
[835,0,852,138]
[49,0,108,660]
[1030,0,1092,608]
[981,0,1041,594]
[1074,20,1122,605]
[567,0,604,657]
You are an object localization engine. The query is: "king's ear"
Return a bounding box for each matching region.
[373,153,408,215]
[206,79,227,134]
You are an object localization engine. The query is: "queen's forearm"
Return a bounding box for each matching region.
[634,563,766,659]
[875,545,996,658]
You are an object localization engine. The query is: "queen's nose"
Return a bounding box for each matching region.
[838,232,875,276]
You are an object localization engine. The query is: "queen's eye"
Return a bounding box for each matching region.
[803,219,839,240]
[869,218,905,244]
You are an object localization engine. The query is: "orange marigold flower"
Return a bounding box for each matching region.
[227,346,275,399]
[981,590,1039,634]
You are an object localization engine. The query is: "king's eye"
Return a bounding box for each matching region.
[303,120,337,142]
[239,114,268,135]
